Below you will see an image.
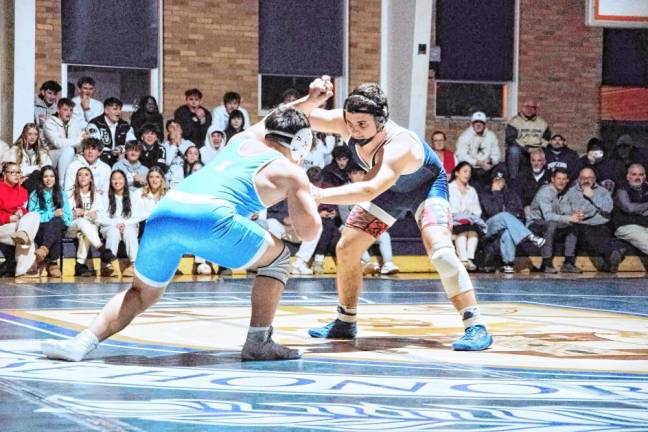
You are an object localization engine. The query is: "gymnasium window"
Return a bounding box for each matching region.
[432,0,515,119]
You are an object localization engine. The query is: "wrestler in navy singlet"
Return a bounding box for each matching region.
[347,120,449,226]
[134,135,282,287]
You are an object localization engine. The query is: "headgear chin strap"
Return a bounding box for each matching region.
[267,128,313,162]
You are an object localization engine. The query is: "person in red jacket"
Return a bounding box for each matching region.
[0,162,41,277]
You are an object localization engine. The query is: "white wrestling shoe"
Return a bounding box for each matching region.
[380,261,400,275]
[41,329,99,362]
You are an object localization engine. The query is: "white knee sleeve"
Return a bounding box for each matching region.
[430,246,473,298]
[257,245,291,286]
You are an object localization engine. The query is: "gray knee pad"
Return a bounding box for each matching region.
[429,246,473,298]
[256,244,291,286]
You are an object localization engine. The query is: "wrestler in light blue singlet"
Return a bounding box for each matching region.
[134,135,283,287]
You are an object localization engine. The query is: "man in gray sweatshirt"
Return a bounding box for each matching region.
[560,167,627,272]
[527,167,580,273]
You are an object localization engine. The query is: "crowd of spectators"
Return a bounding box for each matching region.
[0,79,646,279]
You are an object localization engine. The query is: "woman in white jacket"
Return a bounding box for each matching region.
[134,166,168,222]
[448,162,483,271]
[97,170,140,277]
[3,123,52,192]
[67,167,104,276]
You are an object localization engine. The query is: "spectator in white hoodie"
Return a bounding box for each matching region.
[455,111,502,188]
[97,170,141,277]
[71,77,103,130]
[42,98,84,182]
[64,138,111,195]
[3,123,52,192]
[67,167,104,276]
[200,125,226,164]
[162,119,194,189]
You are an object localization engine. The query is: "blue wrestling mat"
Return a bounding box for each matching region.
[0,276,647,431]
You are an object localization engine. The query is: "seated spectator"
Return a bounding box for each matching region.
[162,119,194,188]
[113,141,149,191]
[306,167,340,274]
[27,166,72,278]
[89,97,135,167]
[97,170,140,277]
[526,167,580,273]
[201,125,226,165]
[183,146,203,177]
[576,138,624,192]
[455,112,501,187]
[211,91,251,132]
[138,123,168,172]
[0,162,41,277]
[42,98,83,182]
[174,88,212,147]
[479,168,545,273]
[544,134,579,180]
[67,167,104,276]
[505,98,551,179]
[303,132,337,171]
[448,162,483,271]
[71,76,104,129]
[224,109,245,143]
[322,145,352,186]
[130,96,163,137]
[603,135,635,190]
[517,149,550,210]
[65,138,111,195]
[34,80,61,128]
[613,163,648,256]
[430,131,455,180]
[135,166,168,221]
[561,167,627,272]
[3,123,52,192]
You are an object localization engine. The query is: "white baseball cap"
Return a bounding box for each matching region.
[471,111,487,123]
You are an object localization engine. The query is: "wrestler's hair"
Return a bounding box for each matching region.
[264,105,310,136]
[344,83,389,126]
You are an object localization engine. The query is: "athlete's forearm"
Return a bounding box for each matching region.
[314,182,380,205]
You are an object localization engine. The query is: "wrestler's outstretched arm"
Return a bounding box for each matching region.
[313,138,413,205]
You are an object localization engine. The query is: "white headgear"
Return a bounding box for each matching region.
[267,128,313,162]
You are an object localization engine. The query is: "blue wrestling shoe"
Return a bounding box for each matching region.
[308,319,357,339]
[452,325,493,351]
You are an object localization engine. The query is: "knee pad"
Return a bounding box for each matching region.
[256,244,291,286]
[429,246,473,298]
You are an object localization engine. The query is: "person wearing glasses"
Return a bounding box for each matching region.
[0,162,41,277]
[505,98,552,180]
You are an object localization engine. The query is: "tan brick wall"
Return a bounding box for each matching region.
[348,0,381,89]
[427,0,603,155]
[162,0,259,121]
[35,0,62,91]
[518,0,602,154]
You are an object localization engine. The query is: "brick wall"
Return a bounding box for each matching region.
[35,0,62,91]
[162,0,259,121]
[348,0,381,89]
[518,0,602,154]
[428,0,603,155]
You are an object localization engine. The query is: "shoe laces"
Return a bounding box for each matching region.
[464,325,483,339]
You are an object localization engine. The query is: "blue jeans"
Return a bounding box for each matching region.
[485,212,531,263]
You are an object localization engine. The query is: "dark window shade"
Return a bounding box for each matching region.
[436,0,514,81]
[259,0,344,77]
[603,29,648,87]
[62,0,159,69]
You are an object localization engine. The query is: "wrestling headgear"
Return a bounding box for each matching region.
[343,84,389,146]
[267,128,314,162]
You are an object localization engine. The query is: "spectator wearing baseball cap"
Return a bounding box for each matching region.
[544,133,580,180]
[456,111,502,191]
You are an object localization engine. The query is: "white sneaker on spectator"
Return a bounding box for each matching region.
[380,261,400,275]
[291,259,313,275]
[196,263,212,275]
[312,254,325,274]
[502,264,515,274]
